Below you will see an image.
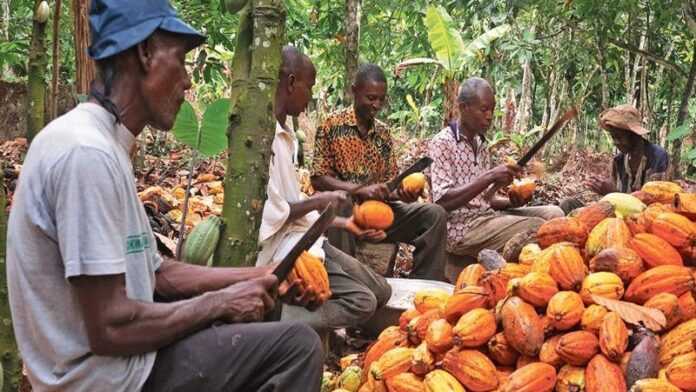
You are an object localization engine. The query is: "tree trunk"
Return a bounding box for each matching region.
[671,45,696,179]
[0,182,21,392]
[26,0,49,142]
[1,0,8,40]
[72,0,95,97]
[343,0,361,104]
[514,56,534,133]
[50,0,62,119]
[442,77,458,126]
[214,0,286,267]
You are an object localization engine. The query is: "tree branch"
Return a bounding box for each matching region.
[607,37,687,77]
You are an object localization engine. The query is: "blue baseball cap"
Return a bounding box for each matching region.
[88,0,206,60]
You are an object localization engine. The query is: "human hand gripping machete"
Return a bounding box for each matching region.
[348,156,434,200]
[264,204,337,321]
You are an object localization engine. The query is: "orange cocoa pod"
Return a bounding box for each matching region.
[425,319,454,353]
[407,309,443,344]
[585,354,627,392]
[452,308,496,348]
[547,243,588,291]
[630,378,682,392]
[537,217,589,249]
[399,308,421,331]
[479,271,509,308]
[500,262,531,280]
[354,200,395,230]
[502,362,556,392]
[442,349,498,392]
[444,286,490,322]
[599,312,629,363]
[371,347,414,381]
[589,246,645,283]
[556,331,600,366]
[422,369,466,392]
[650,212,696,249]
[665,351,696,391]
[674,192,696,220]
[679,291,696,320]
[539,335,564,368]
[508,272,558,307]
[581,304,608,335]
[518,243,542,266]
[556,365,586,392]
[455,264,486,290]
[630,233,684,268]
[516,355,537,369]
[546,291,585,331]
[659,319,696,367]
[641,181,684,204]
[384,372,425,392]
[580,272,625,305]
[487,332,519,367]
[410,342,434,377]
[571,201,616,232]
[501,297,545,357]
[414,289,450,314]
[625,265,695,304]
[585,217,632,258]
[364,327,409,378]
[644,292,682,330]
[626,213,650,236]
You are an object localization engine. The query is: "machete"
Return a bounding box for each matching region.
[517,107,578,167]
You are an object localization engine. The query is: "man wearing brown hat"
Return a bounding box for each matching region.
[586,104,669,194]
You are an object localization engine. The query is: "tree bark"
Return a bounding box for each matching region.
[442,77,458,126]
[0,181,21,392]
[514,56,534,133]
[343,0,361,104]
[214,0,286,267]
[72,0,95,97]
[50,0,62,119]
[26,0,49,142]
[671,44,696,179]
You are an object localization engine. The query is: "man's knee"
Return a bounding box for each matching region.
[373,276,392,308]
[279,321,323,361]
[542,206,565,220]
[526,217,546,231]
[423,203,448,225]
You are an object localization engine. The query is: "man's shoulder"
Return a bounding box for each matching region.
[430,127,455,144]
[319,107,355,131]
[32,104,114,152]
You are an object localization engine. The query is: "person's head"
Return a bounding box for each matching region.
[276,46,316,117]
[352,64,388,124]
[88,0,206,131]
[457,77,495,135]
[599,104,648,154]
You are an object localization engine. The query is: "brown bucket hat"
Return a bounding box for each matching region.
[599,104,649,136]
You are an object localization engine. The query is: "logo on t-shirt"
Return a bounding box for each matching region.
[126,232,151,255]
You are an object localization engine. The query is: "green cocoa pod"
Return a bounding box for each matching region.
[183,216,222,265]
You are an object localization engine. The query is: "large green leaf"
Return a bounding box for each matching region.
[172,101,200,150]
[667,124,691,142]
[460,24,511,67]
[424,5,465,72]
[198,98,231,157]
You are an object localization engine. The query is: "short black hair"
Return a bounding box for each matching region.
[280,45,314,80]
[457,77,493,105]
[354,63,387,87]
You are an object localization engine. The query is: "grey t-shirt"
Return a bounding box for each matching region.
[7,103,161,391]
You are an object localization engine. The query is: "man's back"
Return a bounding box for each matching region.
[7,103,160,391]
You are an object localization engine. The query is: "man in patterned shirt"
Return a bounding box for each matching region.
[428,77,564,266]
[311,64,447,281]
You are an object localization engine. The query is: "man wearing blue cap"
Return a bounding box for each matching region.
[6,1,322,391]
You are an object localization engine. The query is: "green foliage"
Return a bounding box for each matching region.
[172,99,230,157]
[425,5,465,71]
[667,124,692,142]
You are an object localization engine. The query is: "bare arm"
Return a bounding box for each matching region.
[155,259,273,300]
[312,174,358,193]
[436,172,496,211]
[70,273,277,357]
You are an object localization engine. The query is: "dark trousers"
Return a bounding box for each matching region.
[142,321,323,392]
[327,201,447,281]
